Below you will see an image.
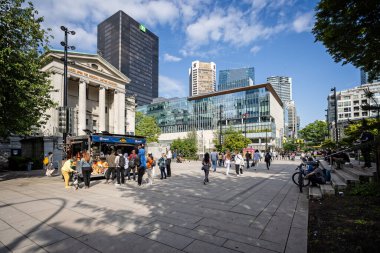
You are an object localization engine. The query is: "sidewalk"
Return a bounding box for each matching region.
[0,160,308,253]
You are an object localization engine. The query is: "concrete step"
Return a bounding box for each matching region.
[331,173,347,190]
[342,166,375,182]
[334,169,360,186]
[318,160,331,170]
[309,186,322,199]
[320,184,335,196]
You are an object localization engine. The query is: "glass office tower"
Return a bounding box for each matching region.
[138,84,284,149]
[218,67,255,91]
[98,11,159,106]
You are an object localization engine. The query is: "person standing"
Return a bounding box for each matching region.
[225,151,231,176]
[359,119,374,168]
[146,153,155,185]
[105,150,116,184]
[137,145,147,186]
[45,152,55,176]
[245,151,251,169]
[253,150,260,170]
[166,148,172,177]
[114,150,126,187]
[210,149,218,172]
[202,153,211,184]
[79,151,93,189]
[234,150,244,176]
[127,150,137,181]
[264,151,272,170]
[61,158,76,189]
[158,153,167,179]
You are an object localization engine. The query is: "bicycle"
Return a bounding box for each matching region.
[292,162,310,193]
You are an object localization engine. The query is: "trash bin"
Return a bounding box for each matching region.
[27,161,33,171]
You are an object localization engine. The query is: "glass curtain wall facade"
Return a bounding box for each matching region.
[138,85,283,146]
[98,11,159,106]
[218,67,255,91]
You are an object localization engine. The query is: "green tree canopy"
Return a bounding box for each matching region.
[340,118,378,146]
[135,112,161,142]
[283,141,297,152]
[170,130,198,159]
[298,120,328,145]
[313,0,380,81]
[217,127,251,152]
[0,0,55,137]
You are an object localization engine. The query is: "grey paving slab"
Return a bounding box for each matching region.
[216,230,284,253]
[0,242,10,253]
[0,228,36,250]
[197,218,262,238]
[259,215,293,244]
[146,229,194,250]
[184,240,240,253]
[12,244,47,253]
[43,237,98,253]
[194,225,218,235]
[224,239,280,253]
[26,225,70,247]
[284,227,307,253]
[0,220,10,231]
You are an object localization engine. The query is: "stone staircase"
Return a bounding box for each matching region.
[308,159,376,199]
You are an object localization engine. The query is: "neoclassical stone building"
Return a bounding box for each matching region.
[41,50,135,136]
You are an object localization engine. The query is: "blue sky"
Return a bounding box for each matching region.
[33,0,360,127]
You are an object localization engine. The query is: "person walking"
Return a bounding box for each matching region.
[127,150,137,181]
[202,153,211,184]
[137,145,147,186]
[61,158,76,189]
[253,150,260,170]
[234,150,244,176]
[158,153,167,179]
[105,150,116,184]
[114,150,126,187]
[210,149,218,172]
[225,151,231,176]
[245,151,251,169]
[79,151,93,189]
[264,151,272,170]
[45,152,55,176]
[166,148,172,177]
[146,153,155,185]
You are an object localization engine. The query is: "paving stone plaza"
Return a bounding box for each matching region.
[0,160,307,253]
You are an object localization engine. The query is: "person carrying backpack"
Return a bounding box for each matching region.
[105,150,116,184]
[127,150,137,181]
[114,149,126,186]
[234,150,244,176]
[158,153,167,179]
[264,151,272,170]
[146,153,155,185]
[137,145,146,186]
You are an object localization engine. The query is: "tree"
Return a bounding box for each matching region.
[341,118,378,146]
[219,127,251,152]
[313,0,380,81]
[135,112,161,142]
[298,120,328,145]
[283,141,297,152]
[0,0,55,137]
[170,130,198,159]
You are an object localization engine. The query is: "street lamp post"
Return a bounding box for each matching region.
[219,105,223,147]
[325,109,329,139]
[331,87,338,145]
[60,26,75,156]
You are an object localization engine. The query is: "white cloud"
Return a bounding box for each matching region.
[250,46,261,54]
[293,12,314,33]
[164,53,182,62]
[159,75,187,98]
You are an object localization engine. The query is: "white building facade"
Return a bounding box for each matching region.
[189,61,216,96]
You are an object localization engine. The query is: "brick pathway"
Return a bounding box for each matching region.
[0,159,308,253]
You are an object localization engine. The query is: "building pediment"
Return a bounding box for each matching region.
[42,49,130,86]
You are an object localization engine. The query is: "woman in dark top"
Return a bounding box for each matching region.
[202,152,211,185]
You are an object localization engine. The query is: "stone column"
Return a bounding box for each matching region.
[118,91,126,135]
[99,86,106,132]
[113,90,119,134]
[78,78,88,135]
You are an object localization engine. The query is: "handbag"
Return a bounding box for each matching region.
[202,164,210,171]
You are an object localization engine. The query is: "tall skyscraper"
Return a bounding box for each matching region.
[218,67,255,91]
[267,76,292,104]
[189,61,216,96]
[97,11,159,106]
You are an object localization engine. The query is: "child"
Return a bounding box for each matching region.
[158,153,167,179]
[61,158,76,189]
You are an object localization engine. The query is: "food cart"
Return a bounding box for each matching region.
[66,133,146,177]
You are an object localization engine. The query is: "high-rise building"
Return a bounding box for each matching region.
[286,101,298,138]
[189,61,216,97]
[97,11,159,106]
[267,76,292,104]
[360,69,380,85]
[218,67,255,91]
